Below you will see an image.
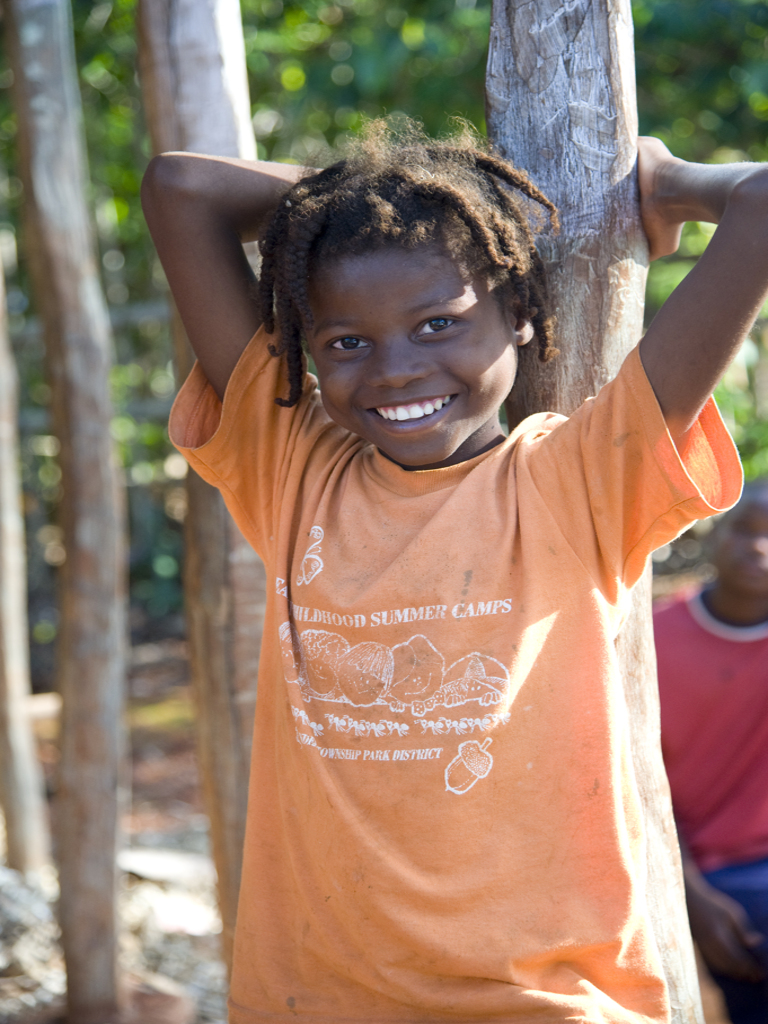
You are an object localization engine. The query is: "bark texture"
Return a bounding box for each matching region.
[0,268,51,877]
[5,1,126,1020]
[486,2,702,1021]
[136,0,265,968]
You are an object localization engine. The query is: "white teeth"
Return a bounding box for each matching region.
[376,395,453,421]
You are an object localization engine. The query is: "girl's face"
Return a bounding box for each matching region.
[306,245,532,471]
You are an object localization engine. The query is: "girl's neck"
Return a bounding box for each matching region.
[379,432,507,472]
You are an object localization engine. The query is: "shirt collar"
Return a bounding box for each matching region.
[687,591,768,642]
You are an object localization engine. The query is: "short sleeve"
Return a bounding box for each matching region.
[513,346,742,601]
[168,326,356,557]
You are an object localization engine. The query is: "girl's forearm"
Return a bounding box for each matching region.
[141,154,309,398]
[653,156,761,226]
[142,152,305,242]
[638,137,768,442]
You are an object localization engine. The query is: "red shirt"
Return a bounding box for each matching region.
[655,592,768,872]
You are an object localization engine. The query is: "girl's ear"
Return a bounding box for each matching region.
[514,318,534,347]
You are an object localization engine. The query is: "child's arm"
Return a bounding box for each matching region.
[141,154,305,400]
[637,137,768,446]
[679,842,764,982]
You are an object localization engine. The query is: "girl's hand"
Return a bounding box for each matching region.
[637,136,686,261]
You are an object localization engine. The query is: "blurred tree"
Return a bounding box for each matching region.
[5,0,126,1019]
[137,0,266,966]
[0,262,50,878]
[487,5,701,1015]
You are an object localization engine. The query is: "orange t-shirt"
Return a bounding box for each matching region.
[170,328,741,1024]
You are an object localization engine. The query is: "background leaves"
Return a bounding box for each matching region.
[0,0,765,678]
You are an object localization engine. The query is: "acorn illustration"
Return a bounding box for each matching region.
[444,738,493,794]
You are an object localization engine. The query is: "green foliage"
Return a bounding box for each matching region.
[644,221,715,319]
[634,2,768,482]
[241,0,490,163]
[713,333,768,481]
[73,0,155,303]
[1,0,495,659]
[1,0,767,664]
[0,1,186,661]
[634,0,768,162]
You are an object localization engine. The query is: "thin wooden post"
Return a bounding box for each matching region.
[136,0,266,968]
[0,265,51,878]
[5,1,126,1020]
[486,3,702,1021]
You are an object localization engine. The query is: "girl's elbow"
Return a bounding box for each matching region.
[730,165,768,217]
[141,152,203,210]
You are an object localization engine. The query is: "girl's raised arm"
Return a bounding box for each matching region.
[141,154,304,400]
[638,137,768,447]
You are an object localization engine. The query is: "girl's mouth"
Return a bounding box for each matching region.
[374,395,454,422]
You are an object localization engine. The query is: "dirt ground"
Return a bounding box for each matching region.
[29,637,228,1024]
[120,639,228,1022]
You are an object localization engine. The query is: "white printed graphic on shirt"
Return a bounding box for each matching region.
[290,705,324,736]
[325,714,410,738]
[445,739,493,794]
[280,609,563,795]
[296,526,324,586]
[415,712,510,735]
[279,624,508,715]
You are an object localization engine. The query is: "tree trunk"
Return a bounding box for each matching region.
[486,3,702,1022]
[5,1,126,1021]
[0,266,51,878]
[136,0,265,968]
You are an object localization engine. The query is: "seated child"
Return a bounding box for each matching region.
[656,482,768,1024]
[142,123,768,1023]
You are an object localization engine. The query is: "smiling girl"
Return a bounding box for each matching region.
[142,124,767,1024]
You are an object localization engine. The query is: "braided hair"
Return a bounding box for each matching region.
[258,120,559,407]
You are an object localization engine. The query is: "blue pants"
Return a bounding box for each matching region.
[704,857,768,1024]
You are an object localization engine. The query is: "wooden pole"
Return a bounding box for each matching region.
[486,3,702,1021]
[136,0,266,968]
[0,264,51,878]
[4,1,126,1020]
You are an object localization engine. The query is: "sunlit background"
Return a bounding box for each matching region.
[0,0,765,675]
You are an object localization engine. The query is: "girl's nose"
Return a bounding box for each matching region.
[366,336,430,389]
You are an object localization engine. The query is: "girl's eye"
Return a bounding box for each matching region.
[421,317,455,335]
[330,336,367,351]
